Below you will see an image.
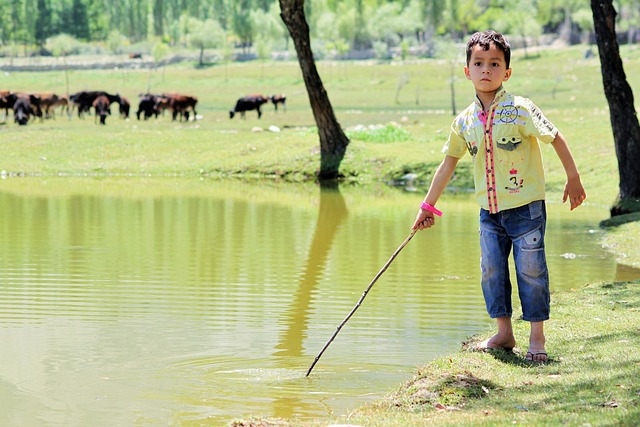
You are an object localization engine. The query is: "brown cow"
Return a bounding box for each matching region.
[37,92,60,119]
[0,90,11,122]
[156,93,198,121]
[54,95,70,117]
[119,96,130,119]
[269,94,286,112]
[93,95,111,125]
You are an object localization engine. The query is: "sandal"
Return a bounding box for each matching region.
[525,350,548,363]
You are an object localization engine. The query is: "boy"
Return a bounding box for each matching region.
[412,30,586,363]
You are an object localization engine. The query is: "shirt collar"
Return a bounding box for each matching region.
[475,86,508,111]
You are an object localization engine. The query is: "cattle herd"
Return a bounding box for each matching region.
[0,90,287,126]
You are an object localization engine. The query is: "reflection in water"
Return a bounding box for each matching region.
[274,183,348,359]
[0,178,634,426]
[272,182,348,419]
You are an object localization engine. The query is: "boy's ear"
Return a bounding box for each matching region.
[464,66,471,80]
[503,68,512,81]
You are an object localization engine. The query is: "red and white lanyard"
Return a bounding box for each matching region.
[478,108,499,213]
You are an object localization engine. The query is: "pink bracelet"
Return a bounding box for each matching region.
[420,202,443,216]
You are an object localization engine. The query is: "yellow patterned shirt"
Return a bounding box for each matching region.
[443,88,558,213]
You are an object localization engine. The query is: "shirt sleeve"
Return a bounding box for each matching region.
[442,121,469,159]
[522,98,558,144]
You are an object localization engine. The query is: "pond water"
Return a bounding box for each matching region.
[0,178,636,426]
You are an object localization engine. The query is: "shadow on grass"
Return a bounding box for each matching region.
[461,335,560,368]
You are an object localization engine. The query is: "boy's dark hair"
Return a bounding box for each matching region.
[466,30,511,68]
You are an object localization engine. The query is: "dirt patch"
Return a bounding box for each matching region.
[389,371,496,412]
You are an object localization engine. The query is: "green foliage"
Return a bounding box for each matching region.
[152,41,171,63]
[45,33,84,56]
[107,31,128,54]
[5,0,639,61]
[188,18,225,51]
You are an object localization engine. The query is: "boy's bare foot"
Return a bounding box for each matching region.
[474,334,516,352]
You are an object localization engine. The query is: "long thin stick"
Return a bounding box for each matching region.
[306,228,418,377]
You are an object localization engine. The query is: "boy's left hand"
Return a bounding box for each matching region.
[563,176,586,210]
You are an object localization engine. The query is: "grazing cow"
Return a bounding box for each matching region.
[93,95,111,125]
[70,91,99,118]
[229,94,269,119]
[269,94,287,112]
[119,96,130,119]
[156,93,198,121]
[53,95,70,117]
[129,53,142,59]
[37,92,60,119]
[70,91,121,118]
[0,90,11,122]
[136,93,160,120]
[154,95,172,117]
[10,94,40,126]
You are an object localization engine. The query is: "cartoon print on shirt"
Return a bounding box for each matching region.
[496,135,525,166]
[466,141,478,158]
[497,136,521,151]
[505,168,524,193]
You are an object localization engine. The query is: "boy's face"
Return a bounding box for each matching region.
[464,43,512,96]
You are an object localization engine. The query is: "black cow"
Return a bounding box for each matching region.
[269,94,286,112]
[136,94,160,120]
[229,94,269,119]
[11,94,39,126]
[70,91,121,118]
[93,95,111,125]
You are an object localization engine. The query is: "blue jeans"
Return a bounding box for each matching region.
[479,200,550,322]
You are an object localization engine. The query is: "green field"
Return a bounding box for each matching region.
[2,44,638,208]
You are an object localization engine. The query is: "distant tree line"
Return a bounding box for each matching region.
[0,0,639,59]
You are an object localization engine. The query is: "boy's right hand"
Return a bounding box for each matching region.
[412,210,435,230]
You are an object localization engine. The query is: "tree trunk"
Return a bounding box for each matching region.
[591,0,640,215]
[278,0,350,181]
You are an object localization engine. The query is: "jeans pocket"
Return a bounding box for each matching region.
[528,200,543,219]
[523,229,543,247]
[514,200,544,220]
